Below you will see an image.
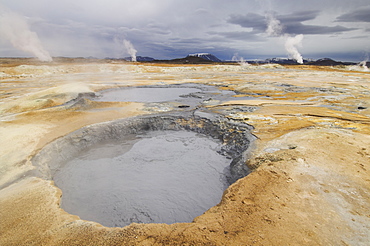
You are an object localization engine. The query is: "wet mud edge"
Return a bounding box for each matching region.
[32,112,256,185]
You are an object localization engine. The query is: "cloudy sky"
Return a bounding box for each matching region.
[0,0,369,61]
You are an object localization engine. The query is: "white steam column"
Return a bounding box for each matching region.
[265,12,304,64]
[123,39,137,62]
[0,11,52,62]
[284,34,304,64]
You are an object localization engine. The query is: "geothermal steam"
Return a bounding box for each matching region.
[284,34,304,64]
[232,53,249,66]
[114,36,137,62]
[266,13,283,37]
[358,53,369,71]
[265,12,304,64]
[0,11,52,62]
[123,39,137,62]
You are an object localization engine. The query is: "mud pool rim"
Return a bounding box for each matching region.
[32,112,256,185]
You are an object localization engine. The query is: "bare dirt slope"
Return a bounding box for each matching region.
[0,60,369,245]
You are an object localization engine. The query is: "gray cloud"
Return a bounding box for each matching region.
[207,31,262,41]
[277,10,319,23]
[228,10,357,35]
[227,13,266,32]
[344,35,369,39]
[1,0,369,61]
[336,6,370,22]
[283,23,357,35]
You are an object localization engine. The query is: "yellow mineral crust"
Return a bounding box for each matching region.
[0,59,369,245]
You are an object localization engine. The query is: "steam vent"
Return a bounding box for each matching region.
[1,59,370,245]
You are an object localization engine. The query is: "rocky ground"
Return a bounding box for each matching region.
[0,59,369,245]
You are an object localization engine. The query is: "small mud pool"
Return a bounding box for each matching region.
[54,130,230,227]
[94,84,237,107]
[96,87,202,102]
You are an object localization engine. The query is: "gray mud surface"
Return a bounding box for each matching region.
[54,130,231,227]
[94,84,236,108]
[96,87,202,102]
[32,114,255,227]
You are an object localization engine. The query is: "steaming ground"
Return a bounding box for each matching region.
[0,59,370,245]
[0,11,52,62]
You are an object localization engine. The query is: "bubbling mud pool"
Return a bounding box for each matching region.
[54,130,230,227]
[32,115,255,228]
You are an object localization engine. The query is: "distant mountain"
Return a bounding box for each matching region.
[228,57,311,65]
[152,55,216,64]
[110,54,363,66]
[187,53,222,62]
[240,57,356,66]
[305,58,355,66]
[263,57,311,64]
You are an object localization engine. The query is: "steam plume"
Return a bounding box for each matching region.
[284,34,304,64]
[265,13,283,37]
[358,53,369,71]
[232,53,249,66]
[265,12,304,64]
[0,11,52,62]
[123,39,137,62]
